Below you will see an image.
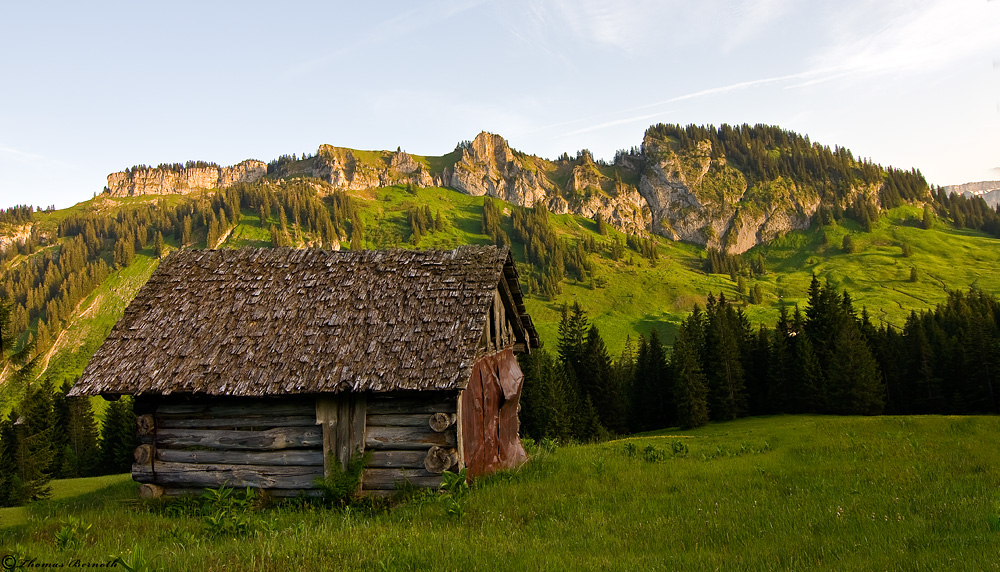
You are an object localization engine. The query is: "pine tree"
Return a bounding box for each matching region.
[350,216,365,250]
[922,204,934,230]
[63,383,99,477]
[672,322,710,429]
[582,325,626,433]
[99,397,136,474]
[0,411,18,506]
[153,231,165,258]
[14,382,56,502]
[703,294,748,421]
[826,321,885,415]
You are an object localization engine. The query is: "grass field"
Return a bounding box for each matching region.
[1,415,997,570]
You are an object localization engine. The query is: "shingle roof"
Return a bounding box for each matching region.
[69,246,537,397]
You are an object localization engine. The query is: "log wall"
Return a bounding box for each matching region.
[361,392,459,495]
[133,396,324,497]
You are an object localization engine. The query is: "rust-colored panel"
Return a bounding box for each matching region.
[481,356,501,473]
[462,348,527,477]
[461,366,484,474]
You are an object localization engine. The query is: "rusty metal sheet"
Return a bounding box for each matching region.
[461,348,527,477]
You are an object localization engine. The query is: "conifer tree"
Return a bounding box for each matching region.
[99,397,136,474]
[13,382,56,502]
[703,293,748,421]
[672,321,710,429]
[826,320,885,415]
[153,231,165,258]
[582,325,626,433]
[0,412,18,506]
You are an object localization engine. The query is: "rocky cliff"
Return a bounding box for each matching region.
[106,159,267,197]
[441,134,649,235]
[944,180,1000,208]
[0,224,33,252]
[637,133,821,254]
[100,126,916,253]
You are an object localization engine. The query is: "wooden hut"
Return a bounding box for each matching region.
[69,246,538,497]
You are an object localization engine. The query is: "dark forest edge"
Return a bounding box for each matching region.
[520,279,1000,442]
[0,301,136,507]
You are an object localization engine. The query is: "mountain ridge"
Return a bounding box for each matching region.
[100,124,933,254]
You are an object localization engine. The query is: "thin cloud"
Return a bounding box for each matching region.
[0,146,44,162]
[546,70,824,138]
[281,0,485,80]
[808,0,1000,82]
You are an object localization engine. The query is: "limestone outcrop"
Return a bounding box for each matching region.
[99,128,899,253]
[106,160,267,197]
[305,145,434,190]
[0,224,33,252]
[638,134,822,254]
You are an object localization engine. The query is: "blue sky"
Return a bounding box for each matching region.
[1,0,998,209]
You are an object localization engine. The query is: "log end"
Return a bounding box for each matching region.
[137,414,156,436]
[424,446,459,474]
[134,444,154,465]
[428,412,456,433]
[138,483,164,499]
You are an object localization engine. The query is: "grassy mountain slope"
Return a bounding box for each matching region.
[1,415,996,569]
[4,181,1000,392]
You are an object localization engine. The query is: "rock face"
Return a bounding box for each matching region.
[305,145,434,190]
[944,180,1000,208]
[444,133,549,206]
[442,133,650,235]
[100,129,898,253]
[0,224,33,252]
[106,160,267,197]
[638,134,821,254]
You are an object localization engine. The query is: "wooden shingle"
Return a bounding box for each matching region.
[70,246,537,398]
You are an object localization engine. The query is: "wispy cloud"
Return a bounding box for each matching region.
[525,69,823,138]
[0,145,44,162]
[281,0,486,80]
[544,0,1000,139]
[807,0,1000,82]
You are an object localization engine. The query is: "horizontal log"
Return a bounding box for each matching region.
[367,396,455,415]
[368,450,427,469]
[366,414,432,427]
[155,400,314,417]
[156,449,324,466]
[153,427,322,450]
[365,426,456,450]
[133,461,322,489]
[160,487,323,498]
[155,415,317,429]
[362,468,443,490]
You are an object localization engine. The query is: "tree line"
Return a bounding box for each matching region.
[519,280,1000,441]
[483,199,656,299]
[643,123,930,230]
[930,186,1000,238]
[0,301,135,506]
[1,180,359,366]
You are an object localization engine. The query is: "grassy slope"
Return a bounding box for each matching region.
[342,189,1000,351]
[7,187,1000,374]
[5,187,1000,381]
[1,415,997,569]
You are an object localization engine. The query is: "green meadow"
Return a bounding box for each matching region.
[1,415,997,570]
